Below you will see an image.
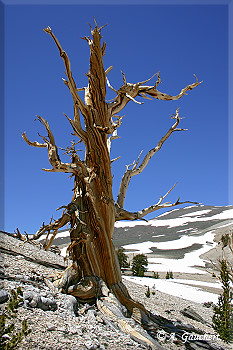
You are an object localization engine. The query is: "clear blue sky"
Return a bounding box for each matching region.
[4,4,229,233]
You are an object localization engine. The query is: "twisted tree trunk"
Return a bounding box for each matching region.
[20,22,216,349]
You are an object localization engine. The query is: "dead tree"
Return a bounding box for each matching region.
[22,22,208,349]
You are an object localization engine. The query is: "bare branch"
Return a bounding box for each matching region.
[117,108,182,208]
[107,129,120,153]
[43,26,88,140]
[105,66,113,75]
[111,156,121,163]
[115,201,199,221]
[137,72,159,86]
[76,87,85,92]
[121,71,127,85]
[35,214,70,250]
[108,73,201,115]
[125,93,144,105]
[22,132,47,148]
[106,76,118,94]
[23,116,86,175]
[63,108,87,144]
[28,212,70,244]
[115,184,199,221]
[139,73,202,101]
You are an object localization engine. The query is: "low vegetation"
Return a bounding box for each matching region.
[153,272,160,279]
[212,259,233,343]
[0,287,31,349]
[145,287,150,298]
[165,271,174,279]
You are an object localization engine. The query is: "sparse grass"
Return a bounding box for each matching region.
[0,287,31,349]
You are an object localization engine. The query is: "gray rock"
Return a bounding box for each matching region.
[0,290,9,304]
[38,296,57,311]
[86,309,97,322]
[23,290,57,311]
[23,290,39,307]
[84,340,97,350]
[60,294,78,316]
[57,326,68,333]
[46,322,56,331]
[98,346,106,350]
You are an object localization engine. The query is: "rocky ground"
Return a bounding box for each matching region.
[0,232,232,350]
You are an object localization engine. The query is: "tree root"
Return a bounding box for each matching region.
[68,276,99,300]
[52,270,219,350]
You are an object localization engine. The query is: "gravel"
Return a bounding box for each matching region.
[0,232,231,350]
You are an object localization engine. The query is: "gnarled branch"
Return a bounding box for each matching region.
[21,132,47,148]
[28,211,70,248]
[117,108,183,209]
[115,184,199,221]
[139,73,202,101]
[22,116,86,174]
[108,72,202,115]
[43,26,87,143]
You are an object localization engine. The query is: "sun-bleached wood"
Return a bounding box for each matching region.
[22,22,203,348]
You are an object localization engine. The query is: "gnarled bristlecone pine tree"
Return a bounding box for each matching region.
[22,21,213,349]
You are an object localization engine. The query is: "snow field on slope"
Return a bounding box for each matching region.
[123,231,215,274]
[123,276,219,304]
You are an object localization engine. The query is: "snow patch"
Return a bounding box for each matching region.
[60,246,67,257]
[156,208,181,218]
[123,276,219,304]
[152,234,165,238]
[176,228,194,233]
[179,209,212,217]
[38,229,70,241]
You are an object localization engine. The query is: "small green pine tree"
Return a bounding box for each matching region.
[165,271,173,279]
[153,272,160,279]
[145,287,150,298]
[0,287,31,349]
[131,254,148,277]
[138,267,144,277]
[221,234,231,249]
[116,247,130,269]
[212,259,233,343]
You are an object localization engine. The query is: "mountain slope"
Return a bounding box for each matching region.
[43,204,233,259]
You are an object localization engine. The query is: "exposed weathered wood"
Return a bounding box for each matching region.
[22,116,86,174]
[108,72,202,115]
[43,26,88,143]
[116,109,199,216]
[21,21,204,348]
